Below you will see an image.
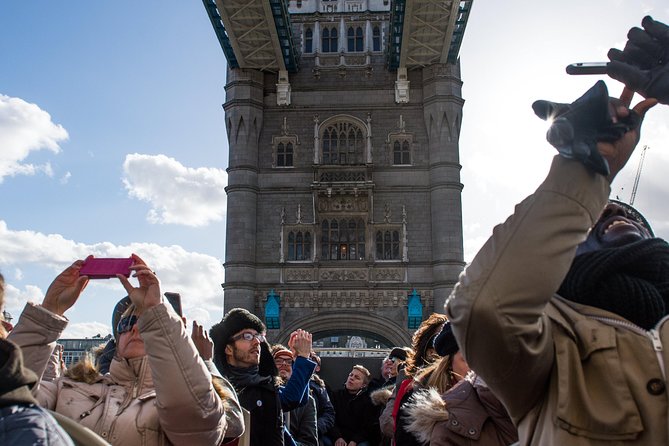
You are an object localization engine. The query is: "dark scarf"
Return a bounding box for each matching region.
[558,238,669,330]
[223,364,273,392]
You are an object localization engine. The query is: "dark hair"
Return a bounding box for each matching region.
[404,313,448,376]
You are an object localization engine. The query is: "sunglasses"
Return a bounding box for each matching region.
[117,315,138,335]
[231,332,266,343]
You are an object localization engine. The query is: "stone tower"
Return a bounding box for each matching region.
[204,0,472,346]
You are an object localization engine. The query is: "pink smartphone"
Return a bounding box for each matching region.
[79,257,133,279]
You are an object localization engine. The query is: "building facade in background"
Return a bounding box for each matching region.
[204,0,472,346]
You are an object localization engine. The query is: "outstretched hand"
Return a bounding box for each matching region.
[192,320,213,360]
[597,87,657,181]
[288,329,313,358]
[117,253,161,314]
[42,260,89,316]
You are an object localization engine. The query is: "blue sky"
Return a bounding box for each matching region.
[1,1,669,338]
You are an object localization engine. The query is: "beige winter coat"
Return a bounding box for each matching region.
[447,156,669,445]
[9,302,228,445]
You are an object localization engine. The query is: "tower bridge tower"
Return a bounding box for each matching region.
[203,0,472,346]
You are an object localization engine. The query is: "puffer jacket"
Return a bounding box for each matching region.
[447,156,669,445]
[404,374,517,446]
[9,302,227,445]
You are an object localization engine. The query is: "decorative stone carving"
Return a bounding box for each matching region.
[395,67,410,104]
[319,171,367,182]
[317,196,368,212]
[285,269,314,282]
[271,289,434,311]
[320,269,368,281]
[373,268,403,282]
[276,70,291,106]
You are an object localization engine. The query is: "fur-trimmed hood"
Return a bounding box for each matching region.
[370,385,394,406]
[403,387,449,444]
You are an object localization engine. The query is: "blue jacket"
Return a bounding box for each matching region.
[279,356,316,410]
[309,378,336,436]
[280,356,317,446]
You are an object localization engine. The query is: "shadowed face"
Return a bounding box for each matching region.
[225,330,264,368]
[381,356,399,380]
[576,202,652,256]
[117,322,146,359]
[274,354,294,380]
[345,368,367,393]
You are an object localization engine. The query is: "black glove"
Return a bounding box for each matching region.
[532,80,640,176]
[607,16,669,104]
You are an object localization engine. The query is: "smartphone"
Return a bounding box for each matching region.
[164,292,183,317]
[79,257,133,279]
[566,62,608,75]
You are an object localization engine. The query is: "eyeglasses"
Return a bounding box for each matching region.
[117,315,138,335]
[231,332,266,343]
[274,358,294,366]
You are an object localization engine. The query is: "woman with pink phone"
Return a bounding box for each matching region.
[7,253,234,445]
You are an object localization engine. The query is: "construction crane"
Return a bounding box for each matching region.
[630,145,649,205]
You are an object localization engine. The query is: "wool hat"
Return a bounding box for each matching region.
[272,347,294,362]
[388,346,411,362]
[210,308,266,347]
[433,321,459,357]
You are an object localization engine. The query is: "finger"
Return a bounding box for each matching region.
[619,87,635,107]
[642,15,669,45]
[607,61,650,93]
[117,274,135,295]
[632,97,659,117]
[130,253,147,267]
[75,276,89,295]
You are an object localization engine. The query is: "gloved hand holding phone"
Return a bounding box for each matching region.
[607,16,669,104]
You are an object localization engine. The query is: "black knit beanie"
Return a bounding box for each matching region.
[433,321,459,356]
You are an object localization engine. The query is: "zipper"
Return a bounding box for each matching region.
[585,314,668,380]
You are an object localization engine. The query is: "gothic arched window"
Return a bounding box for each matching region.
[393,140,411,165]
[373,26,381,51]
[321,218,366,260]
[288,230,312,261]
[375,230,400,260]
[305,27,313,53]
[347,26,364,52]
[322,121,364,165]
[322,27,338,53]
[277,142,294,167]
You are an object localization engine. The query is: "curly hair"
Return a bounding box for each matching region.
[404,312,448,377]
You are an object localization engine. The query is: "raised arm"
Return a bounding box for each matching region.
[446,84,656,420]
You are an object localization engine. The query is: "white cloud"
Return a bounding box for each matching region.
[62,322,111,339]
[0,221,225,329]
[60,171,72,184]
[0,94,68,182]
[123,154,227,227]
[3,283,44,317]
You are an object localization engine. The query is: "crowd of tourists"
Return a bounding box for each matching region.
[2,15,669,446]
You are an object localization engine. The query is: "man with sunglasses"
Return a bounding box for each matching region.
[211,308,316,446]
[6,254,228,445]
